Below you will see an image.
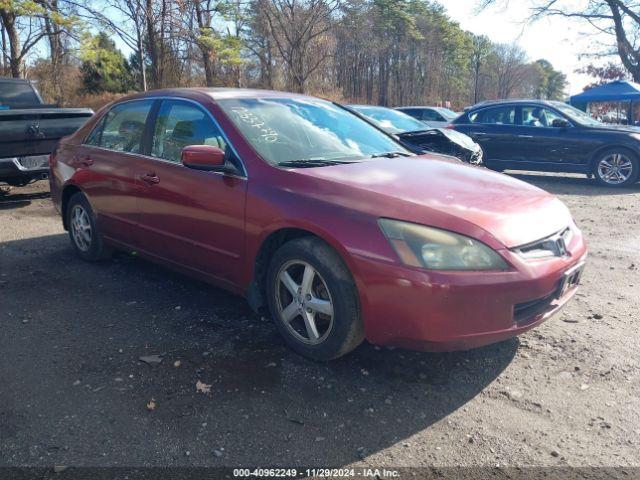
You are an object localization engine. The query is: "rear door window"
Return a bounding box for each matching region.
[151,100,226,164]
[86,100,154,154]
[469,106,516,125]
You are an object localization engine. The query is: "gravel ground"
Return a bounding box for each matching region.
[0,174,639,472]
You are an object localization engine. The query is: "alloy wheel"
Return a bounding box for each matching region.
[70,205,92,252]
[275,260,334,345]
[597,153,633,185]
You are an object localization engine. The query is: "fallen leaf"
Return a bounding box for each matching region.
[147,399,157,411]
[174,360,182,368]
[196,380,212,394]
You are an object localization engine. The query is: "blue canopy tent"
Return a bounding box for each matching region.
[570,80,640,125]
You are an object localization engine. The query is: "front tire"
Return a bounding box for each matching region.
[593,149,639,187]
[266,237,364,361]
[67,192,112,261]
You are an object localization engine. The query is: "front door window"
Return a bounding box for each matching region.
[522,106,565,128]
[151,100,227,164]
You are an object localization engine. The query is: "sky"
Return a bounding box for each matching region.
[443,0,612,96]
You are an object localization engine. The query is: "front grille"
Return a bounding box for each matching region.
[512,227,572,260]
[514,290,557,325]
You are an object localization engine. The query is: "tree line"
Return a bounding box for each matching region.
[1,0,632,109]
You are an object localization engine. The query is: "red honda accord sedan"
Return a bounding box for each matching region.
[49,88,587,360]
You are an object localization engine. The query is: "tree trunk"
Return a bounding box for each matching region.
[45,0,64,104]
[145,0,161,88]
[134,3,147,92]
[194,1,215,87]
[137,37,147,91]
[0,10,21,78]
[1,21,6,75]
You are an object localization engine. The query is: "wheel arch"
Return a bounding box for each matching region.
[247,225,356,314]
[60,184,84,230]
[588,143,640,172]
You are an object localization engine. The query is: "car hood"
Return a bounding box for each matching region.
[399,128,480,152]
[292,156,572,248]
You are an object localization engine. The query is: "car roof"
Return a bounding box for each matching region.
[347,104,391,110]
[466,99,562,110]
[396,106,439,110]
[114,87,317,104]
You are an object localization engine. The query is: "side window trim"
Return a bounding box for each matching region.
[81,96,247,178]
[140,99,162,156]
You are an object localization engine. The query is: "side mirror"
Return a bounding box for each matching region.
[181,145,226,171]
[551,118,570,128]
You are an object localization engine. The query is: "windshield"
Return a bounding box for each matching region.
[350,105,428,134]
[552,102,603,127]
[218,98,410,166]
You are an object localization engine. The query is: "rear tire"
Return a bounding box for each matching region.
[66,192,112,261]
[593,148,639,187]
[266,237,364,361]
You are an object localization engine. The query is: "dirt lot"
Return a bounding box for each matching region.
[0,174,639,473]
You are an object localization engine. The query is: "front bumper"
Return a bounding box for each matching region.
[352,234,587,351]
[0,156,49,183]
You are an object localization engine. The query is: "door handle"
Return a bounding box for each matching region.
[517,135,534,139]
[470,132,487,136]
[138,172,160,185]
[79,156,93,167]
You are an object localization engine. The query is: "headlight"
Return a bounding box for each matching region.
[379,218,508,271]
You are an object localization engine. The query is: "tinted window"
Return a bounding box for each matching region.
[218,97,409,166]
[0,81,40,108]
[151,100,226,164]
[422,109,444,122]
[522,106,565,128]
[398,109,422,120]
[86,100,153,153]
[469,106,516,125]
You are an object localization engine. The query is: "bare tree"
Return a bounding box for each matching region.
[0,4,50,78]
[481,0,640,82]
[258,0,340,93]
[491,43,530,98]
[471,35,492,103]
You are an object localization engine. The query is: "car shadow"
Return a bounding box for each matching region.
[1,234,517,467]
[0,187,50,210]
[506,171,640,196]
